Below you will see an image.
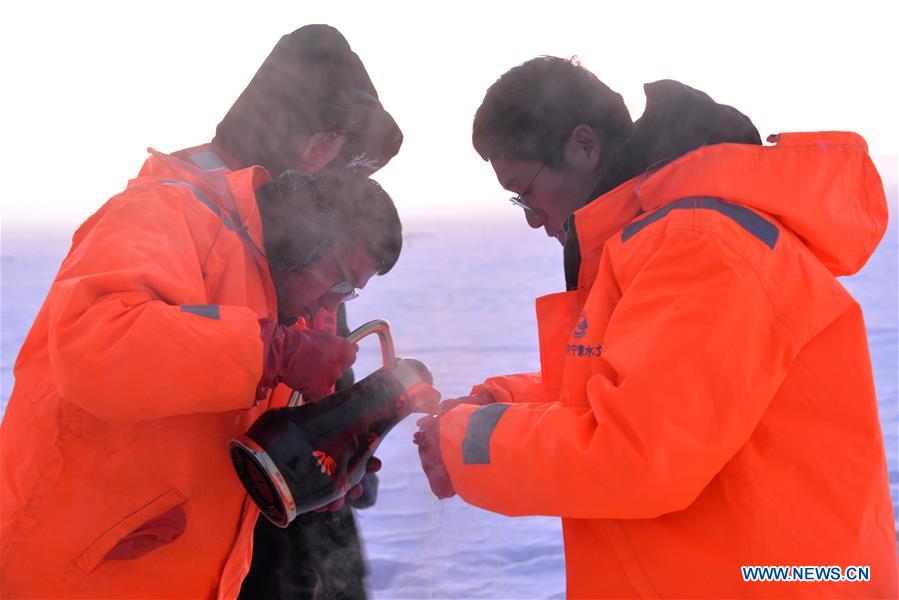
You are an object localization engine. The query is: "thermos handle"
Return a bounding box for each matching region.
[345,319,396,369]
[288,319,396,407]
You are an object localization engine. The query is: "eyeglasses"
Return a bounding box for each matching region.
[508,164,545,213]
[329,252,359,303]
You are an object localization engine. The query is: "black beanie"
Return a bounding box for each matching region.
[214,25,403,175]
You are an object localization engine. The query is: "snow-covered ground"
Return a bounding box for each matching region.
[2,185,896,598]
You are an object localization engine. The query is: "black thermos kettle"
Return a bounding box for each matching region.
[229,319,440,527]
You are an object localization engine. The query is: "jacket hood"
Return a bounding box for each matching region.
[214,25,403,176]
[635,131,888,276]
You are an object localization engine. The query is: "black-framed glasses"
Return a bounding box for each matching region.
[329,252,359,303]
[508,164,545,213]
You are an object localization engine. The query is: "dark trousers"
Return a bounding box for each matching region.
[238,505,368,600]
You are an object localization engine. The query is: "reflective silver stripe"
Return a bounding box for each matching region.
[622,197,779,249]
[462,403,510,465]
[188,149,228,171]
[181,304,220,320]
[159,180,266,259]
[159,180,237,232]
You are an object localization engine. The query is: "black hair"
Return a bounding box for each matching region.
[256,169,402,275]
[472,56,633,167]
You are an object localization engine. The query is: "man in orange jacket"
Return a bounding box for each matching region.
[415,56,898,598]
[0,25,403,599]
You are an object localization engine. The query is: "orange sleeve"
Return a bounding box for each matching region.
[440,229,800,519]
[470,372,548,404]
[45,186,264,422]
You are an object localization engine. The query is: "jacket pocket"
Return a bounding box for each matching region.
[75,488,188,574]
[602,520,661,598]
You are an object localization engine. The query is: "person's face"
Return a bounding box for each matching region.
[294,131,350,175]
[273,238,377,322]
[490,125,603,243]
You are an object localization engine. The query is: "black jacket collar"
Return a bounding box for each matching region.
[562,79,761,291]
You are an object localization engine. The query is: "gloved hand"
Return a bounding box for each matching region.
[347,472,380,510]
[315,456,382,512]
[436,390,496,416]
[257,318,357,403]
[413,415,455,499]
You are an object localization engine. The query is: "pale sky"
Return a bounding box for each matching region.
[1,0,897,230]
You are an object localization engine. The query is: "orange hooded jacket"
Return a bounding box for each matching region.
[439,132,898,598]
[0,149,281,598]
